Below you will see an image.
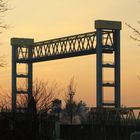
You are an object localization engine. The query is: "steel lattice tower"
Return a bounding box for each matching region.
[11,39,34,112]
[11,20,121,112]
[95,20,121,108]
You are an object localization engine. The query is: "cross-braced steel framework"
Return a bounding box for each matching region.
[11,20,121,112]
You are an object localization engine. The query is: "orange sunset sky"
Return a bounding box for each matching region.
[0,0,140,107]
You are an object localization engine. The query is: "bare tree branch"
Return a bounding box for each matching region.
[125,22,140,37]
[0,0,9,67]
[16,79,62,113]
[125,22,140,45]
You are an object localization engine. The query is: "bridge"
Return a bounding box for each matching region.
[11,20,121,112]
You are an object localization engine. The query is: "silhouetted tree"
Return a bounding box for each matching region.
[125,2,140,43]
[33,80,61,113]
[61,78,88,124]
[0,55,5,67]
[126,22,140,44]
[0,0,9,30]
[0,0,9,67]
[17,79,62,114]
[0,90,11,111]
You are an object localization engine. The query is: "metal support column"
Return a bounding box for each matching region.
[11,43,17,112]
[28,45,33,102]
[96,29,103,107]
[114,30,121,108]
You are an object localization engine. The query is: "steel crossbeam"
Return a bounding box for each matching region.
[14,31,114,63]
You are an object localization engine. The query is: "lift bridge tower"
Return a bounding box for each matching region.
[11,20,121,112]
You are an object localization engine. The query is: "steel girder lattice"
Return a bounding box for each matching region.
[15,31,114,63]
[11,20,121,112]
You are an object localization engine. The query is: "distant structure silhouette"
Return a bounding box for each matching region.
[11,20,121,112]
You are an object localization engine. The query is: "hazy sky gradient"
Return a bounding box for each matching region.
[0,0,140,107]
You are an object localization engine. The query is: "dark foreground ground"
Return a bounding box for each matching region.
[0,108,140,140]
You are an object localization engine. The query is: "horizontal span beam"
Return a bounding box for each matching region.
[17,49,96,63]
[15,31,114,63]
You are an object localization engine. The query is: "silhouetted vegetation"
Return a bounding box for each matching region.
[126,22,140,44]
[0,79,139,140]
[61,78,88,124]
[17,80,62,113]
[0,0,9,32]
[0,0,9,67]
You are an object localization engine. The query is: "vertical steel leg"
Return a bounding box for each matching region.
[114,30,121,108]
[12,45,17,112]
[96,29,103,107]
[28,62,33,101]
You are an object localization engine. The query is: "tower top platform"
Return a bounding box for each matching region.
[11,38,34,46]
[95,20,122,30]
